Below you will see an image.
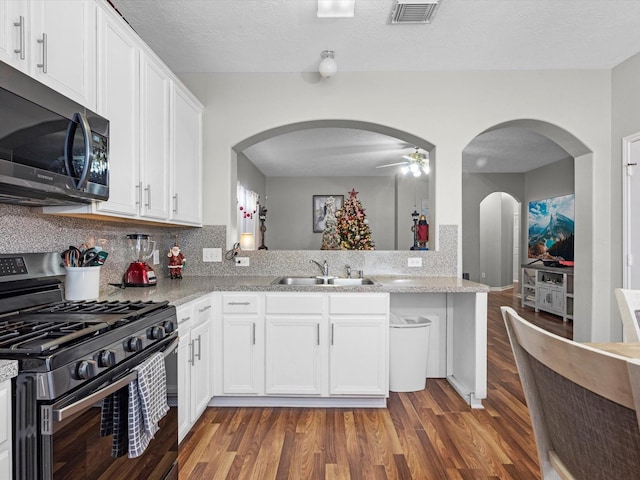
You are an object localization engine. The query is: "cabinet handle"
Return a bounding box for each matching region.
[316,323,320,346]
[198,304,211,313]
[13,16,25,60]
[181,316,191,323]
[252,323,256,345]
[188,340,195,365]
[228,301,250,306]
[144,184,151,208]
[195,335,202,361]
[37,33,47,73]
[331,324,334,346]
[173,194,178,213]
[136,182,142,206]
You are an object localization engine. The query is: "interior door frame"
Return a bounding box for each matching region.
[622,132,640,288]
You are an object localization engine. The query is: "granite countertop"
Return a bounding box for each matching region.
[100,275,489,306]
[0,360,18,382]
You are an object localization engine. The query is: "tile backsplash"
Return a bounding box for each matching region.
[0,204,458,285]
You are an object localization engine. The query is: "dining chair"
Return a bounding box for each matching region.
[501,306,640,479]
[615,288,640,342]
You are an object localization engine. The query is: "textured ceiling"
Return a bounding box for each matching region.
[109,0,618,175]
[111,0,640,74]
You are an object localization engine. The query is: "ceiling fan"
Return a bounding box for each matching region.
[376,147,430,177]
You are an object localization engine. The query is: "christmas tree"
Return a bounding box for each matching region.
[335,189,375,250]
[321,196,341,250]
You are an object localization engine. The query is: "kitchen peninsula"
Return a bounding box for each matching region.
[104,275,488,417]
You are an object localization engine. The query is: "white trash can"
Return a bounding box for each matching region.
[389,314,433,392]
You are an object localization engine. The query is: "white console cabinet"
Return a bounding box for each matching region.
[521,265,574,322]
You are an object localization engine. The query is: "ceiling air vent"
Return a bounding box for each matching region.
[390,0,440,24]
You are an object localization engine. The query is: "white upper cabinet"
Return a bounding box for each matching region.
[0,0,96,108]
[139,50,170,220]
[42,1,203,226]
[95,5,139,217]
[0,1,27,68]
[170,85,203,226]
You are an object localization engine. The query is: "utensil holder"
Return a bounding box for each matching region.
[64,266,101,301]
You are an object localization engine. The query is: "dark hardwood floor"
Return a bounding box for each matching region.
[178,287,571,479]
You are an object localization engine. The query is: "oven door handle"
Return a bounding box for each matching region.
[49,336,179,425]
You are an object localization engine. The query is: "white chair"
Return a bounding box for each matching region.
[615,288,640,342]
[501,306,640,479]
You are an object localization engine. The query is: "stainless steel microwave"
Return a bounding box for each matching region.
[0,62,109,206]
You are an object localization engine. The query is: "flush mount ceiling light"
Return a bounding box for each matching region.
[319,50,337,78]
[390,0,441,24]
[317,0,355,18]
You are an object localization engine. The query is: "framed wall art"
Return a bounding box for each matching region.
[313,195,343,233]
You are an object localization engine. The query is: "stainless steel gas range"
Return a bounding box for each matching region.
[0,253,178,480]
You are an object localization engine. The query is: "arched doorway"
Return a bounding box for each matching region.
[478,192,521,290]
[462,119,593,341]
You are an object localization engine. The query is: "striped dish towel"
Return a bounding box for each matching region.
[127,352,169,458]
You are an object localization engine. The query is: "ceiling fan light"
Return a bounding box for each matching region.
[422,165,430,175]
[413,169,422,177]
[401,166,410,175]
[409,163,419,173]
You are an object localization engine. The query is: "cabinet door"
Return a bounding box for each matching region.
[330,316,388,395]
[177,327,191,444]
[190,319,211,421]
[95,6,140,217]
[170,85,202,225]
[139,51,170,220]
[0,1,27,70]
[0,380,10,477]
[30,0,96,107]
[265,316,323,395]
[223,316,262,394]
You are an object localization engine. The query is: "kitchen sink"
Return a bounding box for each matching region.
[271,276,326,285]
[271,276,376,286]
[327,277,376,286]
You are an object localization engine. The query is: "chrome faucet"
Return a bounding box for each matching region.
[310,259,329,277]
[345,265,352,278]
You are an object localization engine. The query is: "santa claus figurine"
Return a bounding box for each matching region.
[167,240,186,279]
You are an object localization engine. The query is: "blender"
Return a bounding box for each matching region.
[123,233,157,286]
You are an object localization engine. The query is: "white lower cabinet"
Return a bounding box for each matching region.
[265,294,324,395]
[329,294,389,395]
[215,292,389,403]
[221,294,263,394]
[177,294,214,443]
[0,379,11,479]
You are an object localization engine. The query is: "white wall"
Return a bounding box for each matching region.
[612,51,640,340]
[265,176,395,250]
[181,69,614,340]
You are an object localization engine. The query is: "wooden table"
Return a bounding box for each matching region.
[584,343,640,358]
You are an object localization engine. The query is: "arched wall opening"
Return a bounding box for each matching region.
[230,119,437,251]
[461,119,593,341]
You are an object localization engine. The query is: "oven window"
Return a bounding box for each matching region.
[47,402,177,480]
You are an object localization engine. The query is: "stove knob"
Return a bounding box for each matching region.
[99,349,117,367]
[76,360,97,380]
[148,325,166,340]
[126,336,144,352]
[162,321,175,334]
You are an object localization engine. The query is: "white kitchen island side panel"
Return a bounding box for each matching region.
[446,292,487,408]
